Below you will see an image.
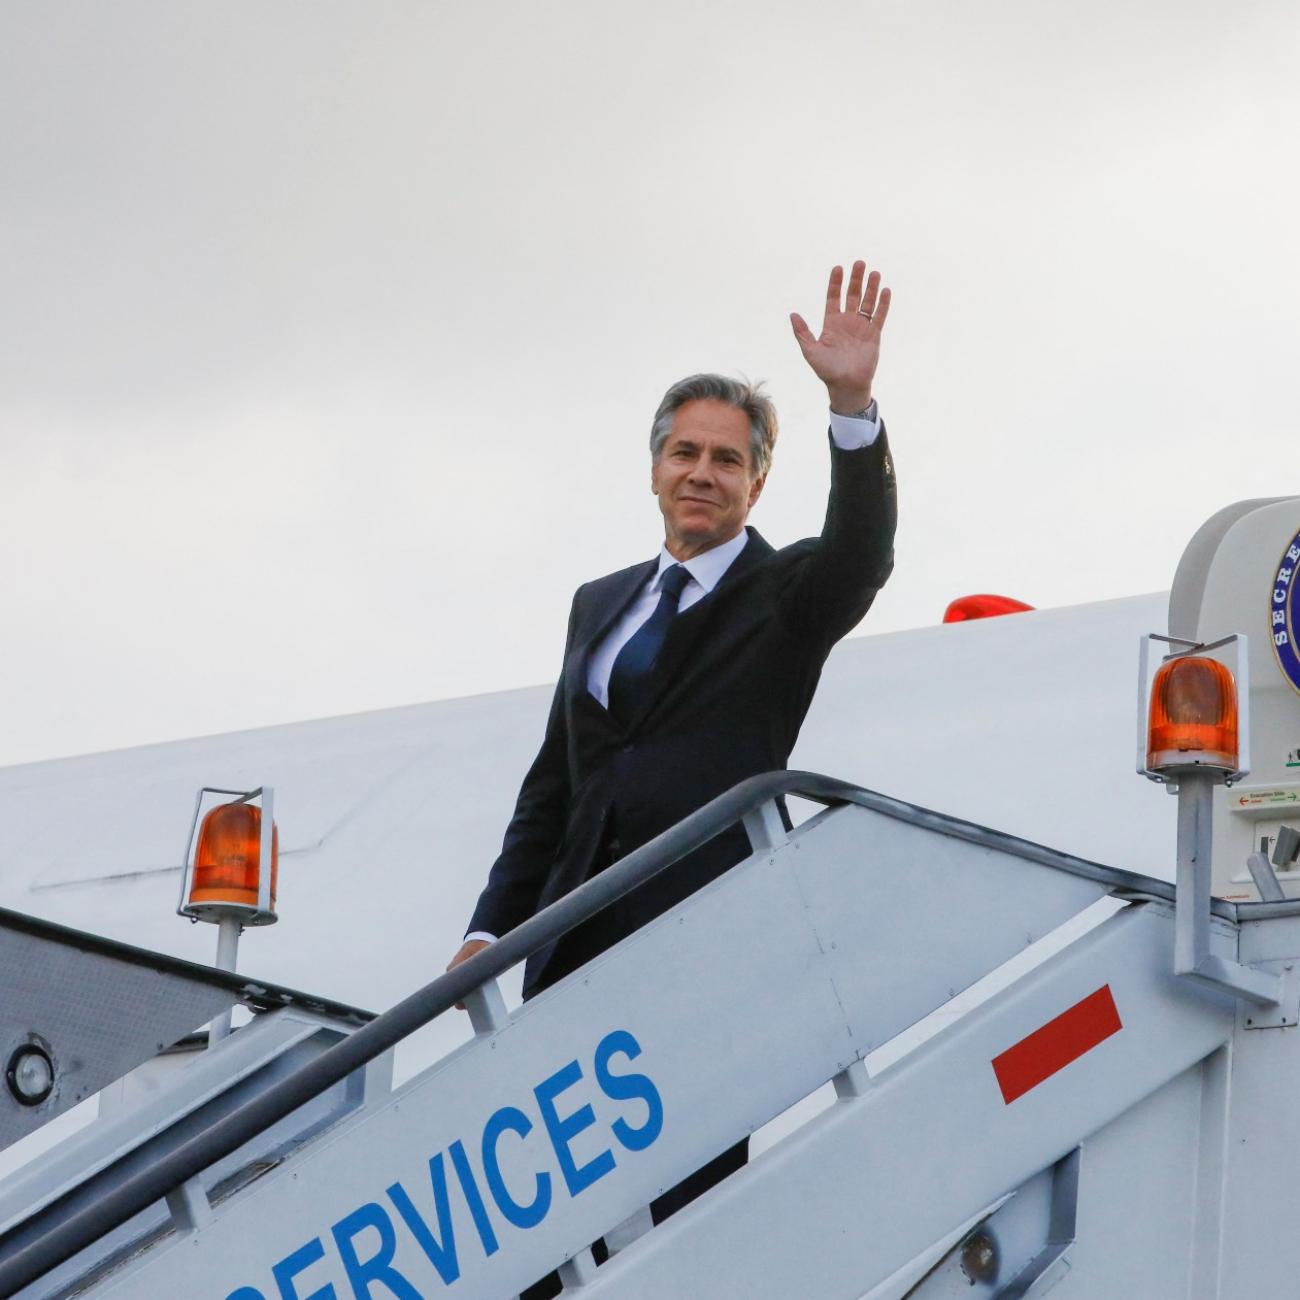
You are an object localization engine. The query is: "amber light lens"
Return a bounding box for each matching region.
[1147,655,1239,773]
[189,802,278,910]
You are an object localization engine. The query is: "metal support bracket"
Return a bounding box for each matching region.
[1175,773,1284,1010]
[996,1147,1080,1299]
[1243,962,1300,1031]
[916,1151,1080,1298]
[558,1246,599,1288]
[1181,949,1285,1010]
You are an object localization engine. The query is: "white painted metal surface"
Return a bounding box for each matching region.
[25,794,1300,1299]
[61,800,1112,1298]
[580,904,1233,1299]
[30,800,1097,1300]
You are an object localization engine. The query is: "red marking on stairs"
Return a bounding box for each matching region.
[992,985,1122,1104]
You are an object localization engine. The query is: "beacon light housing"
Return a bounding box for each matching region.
[177,786,278,927]
[1136,634,1251,786]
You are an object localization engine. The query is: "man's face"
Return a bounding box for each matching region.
[651,399,766,560]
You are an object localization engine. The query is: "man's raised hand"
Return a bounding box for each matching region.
[790,260,891,416]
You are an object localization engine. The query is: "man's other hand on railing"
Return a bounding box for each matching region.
[447,937,491,1010]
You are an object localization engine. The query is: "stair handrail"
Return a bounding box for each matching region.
[0,769,1193,1295]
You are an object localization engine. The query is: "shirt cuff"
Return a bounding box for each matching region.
[464,931,497,946]
[828,400,881,449]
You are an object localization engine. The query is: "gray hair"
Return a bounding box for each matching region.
[649,374,778,478]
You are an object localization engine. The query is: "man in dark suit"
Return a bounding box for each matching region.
[448,260,896,1273]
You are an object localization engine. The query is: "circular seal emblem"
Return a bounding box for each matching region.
[1270,526,1300,695]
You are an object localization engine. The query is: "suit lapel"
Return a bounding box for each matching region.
[563,559,657,703]
[710,526,775,594]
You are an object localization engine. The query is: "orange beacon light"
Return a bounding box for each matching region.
[1146,654,1240,776]
[177,786,278,1047]
[1137,634,1249,786]
[178,787,279,927]
[189,800,279,915]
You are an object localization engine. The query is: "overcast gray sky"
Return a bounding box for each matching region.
[1,0,1297,767]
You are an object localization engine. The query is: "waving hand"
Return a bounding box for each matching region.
[790,260,892,415]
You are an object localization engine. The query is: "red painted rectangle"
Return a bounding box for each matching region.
[992,985,1122,1104]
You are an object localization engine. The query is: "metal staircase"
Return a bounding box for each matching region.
[5,769,1297,1299]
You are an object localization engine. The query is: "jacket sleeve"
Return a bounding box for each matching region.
[465,592,580,938]
[777,425,897,647]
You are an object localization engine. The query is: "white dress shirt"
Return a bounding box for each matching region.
[463,402,881,947]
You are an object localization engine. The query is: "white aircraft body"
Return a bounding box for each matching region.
[0,588,1170,1082]
[0,589,1167,1199]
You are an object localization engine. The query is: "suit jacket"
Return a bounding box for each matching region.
[468,431,897,995]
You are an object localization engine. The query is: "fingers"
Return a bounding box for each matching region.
[824,260,884,317]
[872,285,892,332]
[822,265,843,331]
[859,269,881,319]
[845,260,866,313]
[803,262,891,349]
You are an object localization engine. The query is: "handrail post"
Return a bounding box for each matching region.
[743,798,786,853]
[164,1178,212,1235]
[464,978,508,1035]
[558,1246,600,1288]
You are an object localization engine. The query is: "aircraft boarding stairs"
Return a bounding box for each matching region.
[1,770,1295,1300]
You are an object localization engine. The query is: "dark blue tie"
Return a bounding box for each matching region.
[607,564,691,725]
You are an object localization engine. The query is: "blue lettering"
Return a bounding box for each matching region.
[481,1105,552,1229]
[331,1202,420,1300]
[272,1238,337,1300]
[535,1060,616,1196]
[258,1028,663,1298]
[449,1138,500,1257]
[387,1156,459,1285]
[594,1030,664,1153]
